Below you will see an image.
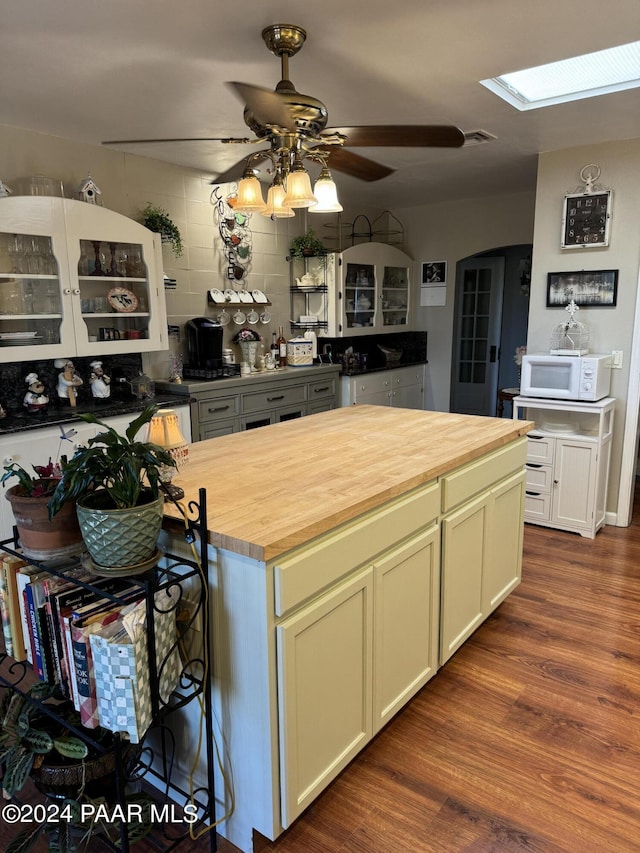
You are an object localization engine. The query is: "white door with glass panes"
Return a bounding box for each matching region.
[450,257,504,416]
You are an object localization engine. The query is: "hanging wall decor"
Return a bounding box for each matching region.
[211,185,253,287]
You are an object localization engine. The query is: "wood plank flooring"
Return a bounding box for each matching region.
[3,485,639,852]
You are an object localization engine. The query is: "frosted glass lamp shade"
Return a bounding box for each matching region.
[283,169,317,208]
[234,175,266,213]
[261,183,295,218]
[309,173,343,212]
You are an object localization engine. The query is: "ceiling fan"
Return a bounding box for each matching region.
[102,23,465,190]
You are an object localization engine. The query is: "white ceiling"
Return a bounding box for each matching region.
[2,0,640,209]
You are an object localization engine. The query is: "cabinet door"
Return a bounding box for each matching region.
[277,567,373,827]
[62,200,166,356]
[440,491,489,664]
[0,196,69,363]
[483,470,525,612]
[552,439,596,531]
[390,367,424,410]
[373,525,439,732]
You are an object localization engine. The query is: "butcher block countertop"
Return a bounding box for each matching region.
[165,405,534,562]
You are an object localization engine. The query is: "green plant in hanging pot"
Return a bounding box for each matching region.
[289,228,327,258]
[139,203,183,257]
[47,405,176,574]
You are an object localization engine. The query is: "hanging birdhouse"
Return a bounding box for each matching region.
[77,173,102,205]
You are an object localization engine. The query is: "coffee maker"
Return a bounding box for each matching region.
[186,318,223,371]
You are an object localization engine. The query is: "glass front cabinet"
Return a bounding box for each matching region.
[0,196,167,362]
[337,243,412,336]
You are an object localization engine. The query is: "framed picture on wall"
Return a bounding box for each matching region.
[546,269,618,308]
[421,261,447,284]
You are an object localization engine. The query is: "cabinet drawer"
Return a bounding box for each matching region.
[525,463,553,494]
[354,373,391,397]
[308,377,336,400]
[273,481,440,617]
[242,383,306,414]
[393,367,423,387]
[197,395,240,425]
[526,434,554,464]
[524,490,551,522]
[441,438,527,513]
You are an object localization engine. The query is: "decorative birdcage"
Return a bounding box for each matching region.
[550,298,590,355]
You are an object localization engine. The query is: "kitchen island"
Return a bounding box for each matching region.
[162,405,533,852]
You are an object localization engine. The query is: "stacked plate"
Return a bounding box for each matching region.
[0,331,42,345]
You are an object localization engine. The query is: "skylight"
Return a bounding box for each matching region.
[481,41,640,110]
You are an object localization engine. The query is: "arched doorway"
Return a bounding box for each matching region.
[450,244,531,417]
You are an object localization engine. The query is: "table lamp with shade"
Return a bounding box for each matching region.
[146,408,189,500]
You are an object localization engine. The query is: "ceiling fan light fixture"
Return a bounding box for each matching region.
[234,170,266,213]
[283,166,317,209]
[261,182,294,218]
[309,166,343,213]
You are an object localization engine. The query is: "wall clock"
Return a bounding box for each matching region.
[561,164,612,249]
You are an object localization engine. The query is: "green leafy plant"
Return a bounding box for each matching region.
[289,228,327,258]
[140,203,183,257]
[47,405,176,519]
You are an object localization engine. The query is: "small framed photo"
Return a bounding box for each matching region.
[421,261,447,285]
[546,269,618,307]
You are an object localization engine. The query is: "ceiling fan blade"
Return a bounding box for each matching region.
[327,125,466,148]
[102,136,253,145]
[213,151,272,184]
[319,148,395,182]
[227,82,297,132]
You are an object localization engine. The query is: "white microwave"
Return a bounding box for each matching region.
[520,353,611,402]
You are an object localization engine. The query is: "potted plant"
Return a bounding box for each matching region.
[289,228,327,258]
[139,203,183,257]
[0,682,148,852]
[1,459,83,561]
[47,405,176,573]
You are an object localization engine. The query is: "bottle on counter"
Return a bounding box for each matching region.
[270,332,279,366]
[277,325,287,368]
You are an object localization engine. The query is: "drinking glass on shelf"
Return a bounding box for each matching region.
[8,234,25,274]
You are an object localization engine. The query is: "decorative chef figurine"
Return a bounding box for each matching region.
[54,358,83,406]
[88,360,111,399]
[23,372,49,413]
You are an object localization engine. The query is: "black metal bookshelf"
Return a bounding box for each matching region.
[0,488,216,853]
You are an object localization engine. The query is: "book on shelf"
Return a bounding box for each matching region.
[2,555,29,661]
[90,589,180,743]
[71,595,143,728]
[16,564,46,665]
[61,579,141,709]
[0,558,14,657]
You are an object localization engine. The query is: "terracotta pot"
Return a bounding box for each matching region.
[5,483,83,560]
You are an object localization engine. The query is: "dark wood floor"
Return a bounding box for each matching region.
[4,485,640,852]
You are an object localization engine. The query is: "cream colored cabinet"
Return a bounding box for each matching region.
[288,253,335,335]
[440,440,527,664]
[0,196,167,362]
[336,242,412,335]
[340,364,425,409]
[513,396,614,538]
[276,567,373,826]
[373,524,440,731]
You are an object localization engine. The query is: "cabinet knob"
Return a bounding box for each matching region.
[73,288,81,295]
[63,288,72,295]
[3,456,14,466]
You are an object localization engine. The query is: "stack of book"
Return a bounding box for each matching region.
[0,552,179,743]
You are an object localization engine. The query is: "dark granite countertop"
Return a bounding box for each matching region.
[0,392,190,436]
